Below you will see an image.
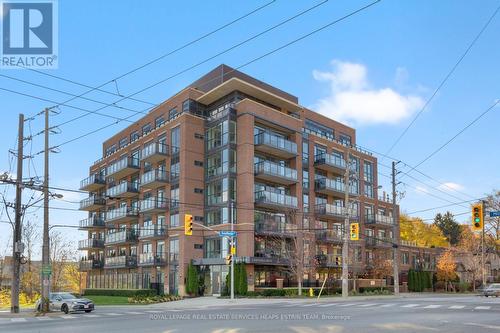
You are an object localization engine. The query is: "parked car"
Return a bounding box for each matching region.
[482,283,500,297]
[35,292,95,313]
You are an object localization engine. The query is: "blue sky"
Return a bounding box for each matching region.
[0,0,499,258]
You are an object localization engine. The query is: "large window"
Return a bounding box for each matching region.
[204,238,229,258]
[304,119,334,141]
[171,126,180,153]
[206,148,236,178]
[364,161,373,183]
[206,120,236,150]
[206,178,236,205]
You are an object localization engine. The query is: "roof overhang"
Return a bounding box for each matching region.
[196,77,302,113]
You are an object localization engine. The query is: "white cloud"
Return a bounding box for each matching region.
[415,185,429,194]
[437,182,464,192]
[312,60,424,126]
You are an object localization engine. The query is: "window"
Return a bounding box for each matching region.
[194,188,203,194]
[364,183,374,198]
[171,126,180,154]
[339,133,351,145]
[303,194,309,213]
[169,214,179,227]
[313,144,327,159]
[195,133,204,140]
[155,116,165,128]
[304,119,334,140]
[303,170,309,190]
[142,123,152,135]
[206,177,236,205]
[302,140,309,165]
[168,107,178,120]
[170,185,179,203]
[206,148,236,178]
[364,161,373,183]
[118,137,128,149]
[105,144,117,157]
[354,247,362,262]
[130,131,140,142]
[194,160,203,167]
[206,120,236,150]
[204,237,229,258]
[402,252,409,265]
[205,207,234,226]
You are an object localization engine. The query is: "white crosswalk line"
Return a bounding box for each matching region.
[103,313,122,316]
[318,303,338,307]
[60,315,77,319]
[474,306,491,310]
[338,303,356,307]
[301,303,320,307]
[36,317,53,320]
[423,305,442,309]
[145,310,164,313]
[400,304,420,308]
[358,303,379,307]
[449,305,465,309]
[379,303,396,307]
[11,318,27,322]
[84,314,101,318]
[126,311,143,315]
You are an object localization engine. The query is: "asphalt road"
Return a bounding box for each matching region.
[1,295,499,333]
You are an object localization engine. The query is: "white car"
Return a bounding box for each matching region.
[35,292,95,313]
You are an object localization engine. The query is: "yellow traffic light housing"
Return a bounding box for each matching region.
[225,254,232,266]
[184,214,193,236]
[471,203,483,231]
[350,222,359,241]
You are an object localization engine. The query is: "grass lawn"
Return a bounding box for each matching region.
[83,295,130,305]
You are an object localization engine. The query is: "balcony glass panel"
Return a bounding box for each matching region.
[254,132,297,155]
[254,161,297,181]
[254,190,298,208]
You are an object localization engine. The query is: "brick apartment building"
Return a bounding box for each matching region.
[78,64,437,296]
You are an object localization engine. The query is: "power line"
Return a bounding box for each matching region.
[402,98,500,178]
[48,0,381,150]
[406,198,484,215]
[383,3,500,158]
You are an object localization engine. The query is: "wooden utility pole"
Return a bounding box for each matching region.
[11,114,24,313]
[41,108,50,311]
[341,145,351,298]
[392,161,400,295]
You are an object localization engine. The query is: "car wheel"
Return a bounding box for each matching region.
[85,310,92,313]
[61,304,69,314]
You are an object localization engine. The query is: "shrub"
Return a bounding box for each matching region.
[83,289,156,297]
[262,289,286,297]
[186,262,198,296]
[128,294,182,304]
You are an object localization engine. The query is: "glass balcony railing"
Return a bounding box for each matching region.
[314,153,346,170]
[254,190,298,209]
[315,178,358,195]
[140,169,169,186]
[139,224,166,238]
[79,195,105,210]
[106,182,139,198]
[254,218,297,235]
[315,254,342,267]
[254,132,297,156]
[254,161,297,182]
[140,142,169,161]
[104,255,137,268]
[376,214,394,225]
[105,230,138,245]
[78,238,104,249]
[316,230,343,242]
[80,174,106,190]
[79,259,104,271]
[138,252,167,266]
[79,216,105,229]
[106,156,139,177]
[105,206,138,222]
[139,197,169,213]
[315,203,358,218]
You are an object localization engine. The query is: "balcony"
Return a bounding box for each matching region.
[140,169,169,189]
[78,216,105,229]
[105,230,138,245]
[139,224,166,239]
[106,156,140,179]
[78,238,104,250]
[138,252,167,267]
[80,174,106,192]
[315,230,343,244]
[314,153,346,175]
[139,197,169,214]
[169,253,179,264]
[365,236,394,248]
[106,182,139,199]
[254,161,297,185]
[104,255,137,269]
[254,132,297,159]
[254,190,298,210]
[79,259,104,271]
[365,214,394,227]
[315,203,358,220]
[79,196,106,211]
[140,141,169,164]
[105,206,139,224]
[315,254,342,268]
[314,178,358,198]
[255,219,297,237]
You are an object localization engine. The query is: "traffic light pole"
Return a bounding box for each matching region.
[11,114,24,314]
[341,145,351,299]
[481,200,486,287]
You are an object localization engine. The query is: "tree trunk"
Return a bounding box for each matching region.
[298,278,302,296]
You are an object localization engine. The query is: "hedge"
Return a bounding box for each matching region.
[83,289,156,297]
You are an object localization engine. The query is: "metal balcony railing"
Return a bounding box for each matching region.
[315,203,357,218]
[254,190,298,209]
[78,238,104,249]
[140,142,169,161]
[139,224,166,238]
[79,216,105,228]
[104,255,137,268]
[105,230,138,245]
[80,174,106,190]
[79,195,105,210]
[315,178,358,195]
[254,161,297,182]
[314,153,346,169]
[254,132,297,155]
[315,254,342,266]
[140,169,170,186]
[315,230,343,243]
[105,206,138,222]
[106,182,139,198]
[139,197,169,213]
[79,259,104,270]
[106,156,139,177]
[138,252,167,266]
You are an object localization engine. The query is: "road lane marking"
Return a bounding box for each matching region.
[11,318,27,322]
[125,311,143,315]
[373,323,439,331]
[358,303,379,307]
[449,305,465,309]
[145,310,164,313]
[379,303,396,307]
[338,303,356,307]
[60,315,77,319]
[400,304,420,308]
[423,305,442,309]
[301,303,321,307]
[474,306,491,310]
[84,314,101,318]
[103,313,122,316]
[465,322,500,330]
[318,303,338,307]
[36,317,53,320]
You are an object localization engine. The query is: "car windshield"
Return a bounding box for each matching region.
[488,284,500,289]
[55,293,76,299]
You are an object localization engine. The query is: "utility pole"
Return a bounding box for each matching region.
[481,199,486,287]
[341,145,351,298]
[392,161,400,296]
[11,114,24,313]
[41,108,50,312]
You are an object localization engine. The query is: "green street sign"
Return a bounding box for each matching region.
[41,265,52,275]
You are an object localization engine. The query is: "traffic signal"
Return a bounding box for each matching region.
[225,254,232,265]
[471,203,483,231]
[184,214,193,236]
[335,256,340,266]
[350,222,359,241]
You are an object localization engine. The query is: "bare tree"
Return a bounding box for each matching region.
[21,218,40,296]
[485,190,500,251]
[49,231,77,291]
